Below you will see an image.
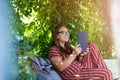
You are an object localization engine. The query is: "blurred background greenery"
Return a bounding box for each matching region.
[9,0,115,79]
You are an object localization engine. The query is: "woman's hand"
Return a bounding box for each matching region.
[73,44,82,56]
[78,47,90,61]
[80,47,90,56]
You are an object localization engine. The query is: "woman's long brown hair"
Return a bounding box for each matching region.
[51,24,73,55]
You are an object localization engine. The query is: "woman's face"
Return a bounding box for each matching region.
[57,26,70,43]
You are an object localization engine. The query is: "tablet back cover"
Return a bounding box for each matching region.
[78,32,88,52]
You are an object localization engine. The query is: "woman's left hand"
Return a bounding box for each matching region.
[80,47,90,57]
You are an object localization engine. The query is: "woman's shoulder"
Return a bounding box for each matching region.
[49,46,62,59]
[50,45,58,49]
[50,46,60,52]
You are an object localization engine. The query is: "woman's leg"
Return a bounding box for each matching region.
[82,42,107,69]
[80,42,113,80]
[79,69,113,80]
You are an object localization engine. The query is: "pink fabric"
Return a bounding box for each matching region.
[49,43,113,80]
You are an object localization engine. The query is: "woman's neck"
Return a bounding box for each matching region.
[59,42,65,49]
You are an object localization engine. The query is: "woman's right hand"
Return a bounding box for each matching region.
[73,44,82,56]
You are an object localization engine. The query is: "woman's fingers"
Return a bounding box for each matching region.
[80,52,87,56]
[79,47,89,57]
[86,47,90,53]
[74,44,82,55]
[76,44,81,48]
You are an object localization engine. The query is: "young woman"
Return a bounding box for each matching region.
[48,24,113,80]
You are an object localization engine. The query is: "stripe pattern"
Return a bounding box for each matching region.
[49,43,113,80]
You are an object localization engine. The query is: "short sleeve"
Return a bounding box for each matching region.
[48,46,62,59]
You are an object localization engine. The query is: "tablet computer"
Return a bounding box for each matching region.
[78,32,88,52]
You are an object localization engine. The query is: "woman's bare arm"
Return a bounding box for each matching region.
[50,52,77,71]
[50,44,82,71]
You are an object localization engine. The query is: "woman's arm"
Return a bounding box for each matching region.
[50,44,82,71]
[50,52,76,71]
